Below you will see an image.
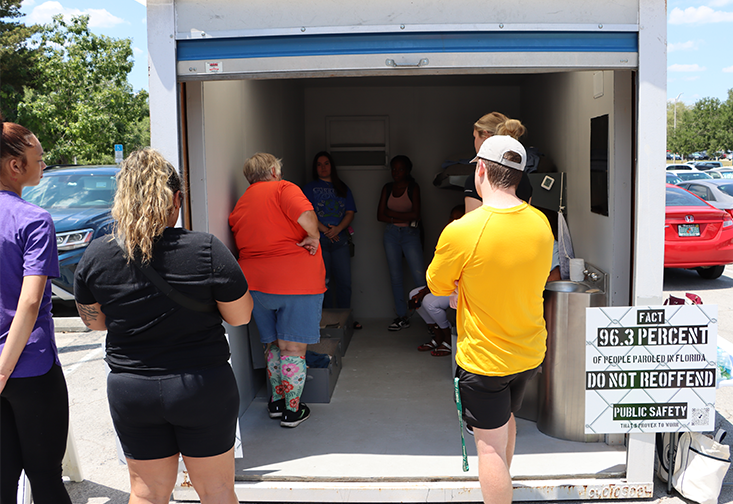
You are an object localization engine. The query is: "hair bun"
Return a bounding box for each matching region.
[497,119,526,140]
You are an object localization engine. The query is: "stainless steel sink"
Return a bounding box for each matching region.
[544,280,592,293]
[538,265,607,442]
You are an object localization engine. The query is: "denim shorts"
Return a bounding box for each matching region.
[251,291,324,344]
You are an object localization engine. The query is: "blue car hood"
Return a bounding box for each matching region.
[50,208,113,234]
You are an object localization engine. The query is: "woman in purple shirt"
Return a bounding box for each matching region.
[0,120,72,503]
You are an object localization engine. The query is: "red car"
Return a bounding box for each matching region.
[665,184,733,279]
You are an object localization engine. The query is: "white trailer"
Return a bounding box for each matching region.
[147,0,666,500]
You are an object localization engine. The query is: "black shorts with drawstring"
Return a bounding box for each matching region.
[457,365,539,430]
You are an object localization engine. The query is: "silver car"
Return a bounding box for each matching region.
[676,179,733,216]
[667,170,713,182]
[708,168,733,180]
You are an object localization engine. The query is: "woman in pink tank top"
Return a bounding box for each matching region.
[377,155,425,331]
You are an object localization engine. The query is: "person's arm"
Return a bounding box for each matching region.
[317,221,330,234]
[409,286,431,308]
[296,210,321,255]
[547,267,561,283]
[323,210,355,240]
[376,185,392,223]
[76,302,107,331]
[217,290,254,326]
[427,224,466,297]
[0,275,47,394]
[546,240,560,282]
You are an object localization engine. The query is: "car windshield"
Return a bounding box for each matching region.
[666,187,709,207]
[677,172,713,181]
[22,173,117,209]
[716,184,733,197]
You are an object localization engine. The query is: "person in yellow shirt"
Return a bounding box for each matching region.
[427,135,553,504]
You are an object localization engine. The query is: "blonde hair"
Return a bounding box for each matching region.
[497,118,526,140]
[112,148,182,263]
[474,112,508,139]
[474,113,527,140]
[243,153,281,184]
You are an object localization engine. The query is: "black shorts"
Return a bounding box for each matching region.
[107,363,240,460]
[457,365,539,430]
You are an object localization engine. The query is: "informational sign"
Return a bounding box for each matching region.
[114,144,123,164]
[585,305,717,434]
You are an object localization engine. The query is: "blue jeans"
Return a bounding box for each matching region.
[320,231,351,309]
[383,224,425,318]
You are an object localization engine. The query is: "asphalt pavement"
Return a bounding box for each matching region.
[51,268,733,503]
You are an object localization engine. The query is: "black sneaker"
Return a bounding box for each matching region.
[280,403,310,428]
[388,317,410,331]
[267,398,285,419]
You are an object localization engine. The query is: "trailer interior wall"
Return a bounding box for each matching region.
[522,70,633,306]
[185,78,305,410]
[186,79,305,241]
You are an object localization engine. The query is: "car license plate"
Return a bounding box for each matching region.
[678,224,700,237]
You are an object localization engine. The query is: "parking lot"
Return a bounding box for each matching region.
[53,267,733,503]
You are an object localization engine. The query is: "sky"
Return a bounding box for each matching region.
[668,0,733,105]
[17,0,733,106]
[20,0,148,92]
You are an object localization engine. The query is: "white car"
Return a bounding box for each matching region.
[666,163,699,171]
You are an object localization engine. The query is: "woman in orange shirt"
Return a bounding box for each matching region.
[229,153,326,428]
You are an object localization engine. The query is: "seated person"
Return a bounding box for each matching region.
[540,207,561,282]
[548,240,561,282]
[409,205,465,357]
[409,285,453,357]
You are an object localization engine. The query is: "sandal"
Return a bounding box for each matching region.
[417,339,437,352]
[431,341,452,357]
[353,321,362,330]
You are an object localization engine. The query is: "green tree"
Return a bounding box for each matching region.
[17,15,149,164]
[719,89,733,154]
[688,97,725,156]
[666,93,733,159]
[0,0,41,122]
[667,100,694,157]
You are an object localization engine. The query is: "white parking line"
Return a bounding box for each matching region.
[63,346,104,377]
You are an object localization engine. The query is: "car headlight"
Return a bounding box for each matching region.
[57,229,94,251]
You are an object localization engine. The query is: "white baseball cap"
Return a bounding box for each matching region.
[470,135,526,171]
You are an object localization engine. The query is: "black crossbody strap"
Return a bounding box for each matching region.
[118,239,217,313]
[134,261,217,313]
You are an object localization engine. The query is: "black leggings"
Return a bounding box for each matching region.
[0,364,72,504]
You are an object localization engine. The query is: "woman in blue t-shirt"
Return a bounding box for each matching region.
[302,152,359,321]
[0,120,72,503]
